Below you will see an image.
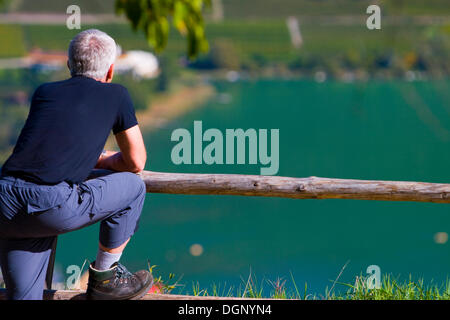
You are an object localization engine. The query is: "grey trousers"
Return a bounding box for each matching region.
[0,171,146,300]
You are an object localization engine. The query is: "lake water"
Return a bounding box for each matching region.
[55,79,450,295]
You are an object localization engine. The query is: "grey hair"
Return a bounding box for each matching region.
[68,29,117,79]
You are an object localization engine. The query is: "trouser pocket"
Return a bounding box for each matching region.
[26,183,72,215]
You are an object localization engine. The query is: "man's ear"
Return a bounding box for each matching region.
[105,64,114,83]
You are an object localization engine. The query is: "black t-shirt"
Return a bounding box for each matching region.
[0,75,138,185]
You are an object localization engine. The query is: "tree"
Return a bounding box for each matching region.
[115,0,210,59]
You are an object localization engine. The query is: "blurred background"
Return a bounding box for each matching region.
[0,0,449,296]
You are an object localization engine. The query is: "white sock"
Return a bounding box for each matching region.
[95,249,122,271]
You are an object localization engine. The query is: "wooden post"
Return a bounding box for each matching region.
[140,171,450,203]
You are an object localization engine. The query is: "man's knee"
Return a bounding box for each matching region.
[97,171,146,200]
[134,173,146,194]
[84,172,146,216]
[122,172,146,198]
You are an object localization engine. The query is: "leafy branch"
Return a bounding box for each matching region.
[115,0,211,59]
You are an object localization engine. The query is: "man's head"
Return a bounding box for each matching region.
[68,29,117,82]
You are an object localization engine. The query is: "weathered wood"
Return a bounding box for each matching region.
[139,171,450,203]
[0,289,269,300]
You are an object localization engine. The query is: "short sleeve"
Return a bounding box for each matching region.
[112,86,138,135]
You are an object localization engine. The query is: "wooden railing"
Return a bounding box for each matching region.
[139,171,450,203]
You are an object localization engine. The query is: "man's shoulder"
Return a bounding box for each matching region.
[34,78,70,93]
[35,77,129,97]
[103,83,133,104]
[79,77,130,98]
[104,82,129,94]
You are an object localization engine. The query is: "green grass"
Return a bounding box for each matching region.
[0,25,26,58]
[332,275,450,300]
[150,265,450,300]
[185,274,450,300]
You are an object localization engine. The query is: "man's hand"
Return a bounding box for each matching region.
[95,150,118,168]
[95,125,147,173]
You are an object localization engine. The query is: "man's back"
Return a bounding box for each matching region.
[1,75,137,185]
[0,29,151,301]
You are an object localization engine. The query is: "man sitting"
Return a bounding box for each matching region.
[0,29,153,300]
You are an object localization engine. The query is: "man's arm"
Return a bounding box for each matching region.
[95,125,147,173]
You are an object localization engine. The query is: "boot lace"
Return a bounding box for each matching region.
[114,263,134,285]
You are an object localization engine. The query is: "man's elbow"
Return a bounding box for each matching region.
[128,156,146,173]
[130,164,145,173]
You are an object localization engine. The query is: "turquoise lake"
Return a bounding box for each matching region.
[55,79,450,295]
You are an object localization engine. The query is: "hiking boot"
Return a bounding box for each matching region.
[86,261,153,300]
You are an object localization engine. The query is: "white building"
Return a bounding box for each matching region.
[115,50,159,79]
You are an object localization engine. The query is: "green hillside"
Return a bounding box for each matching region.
[4,0,450,16]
